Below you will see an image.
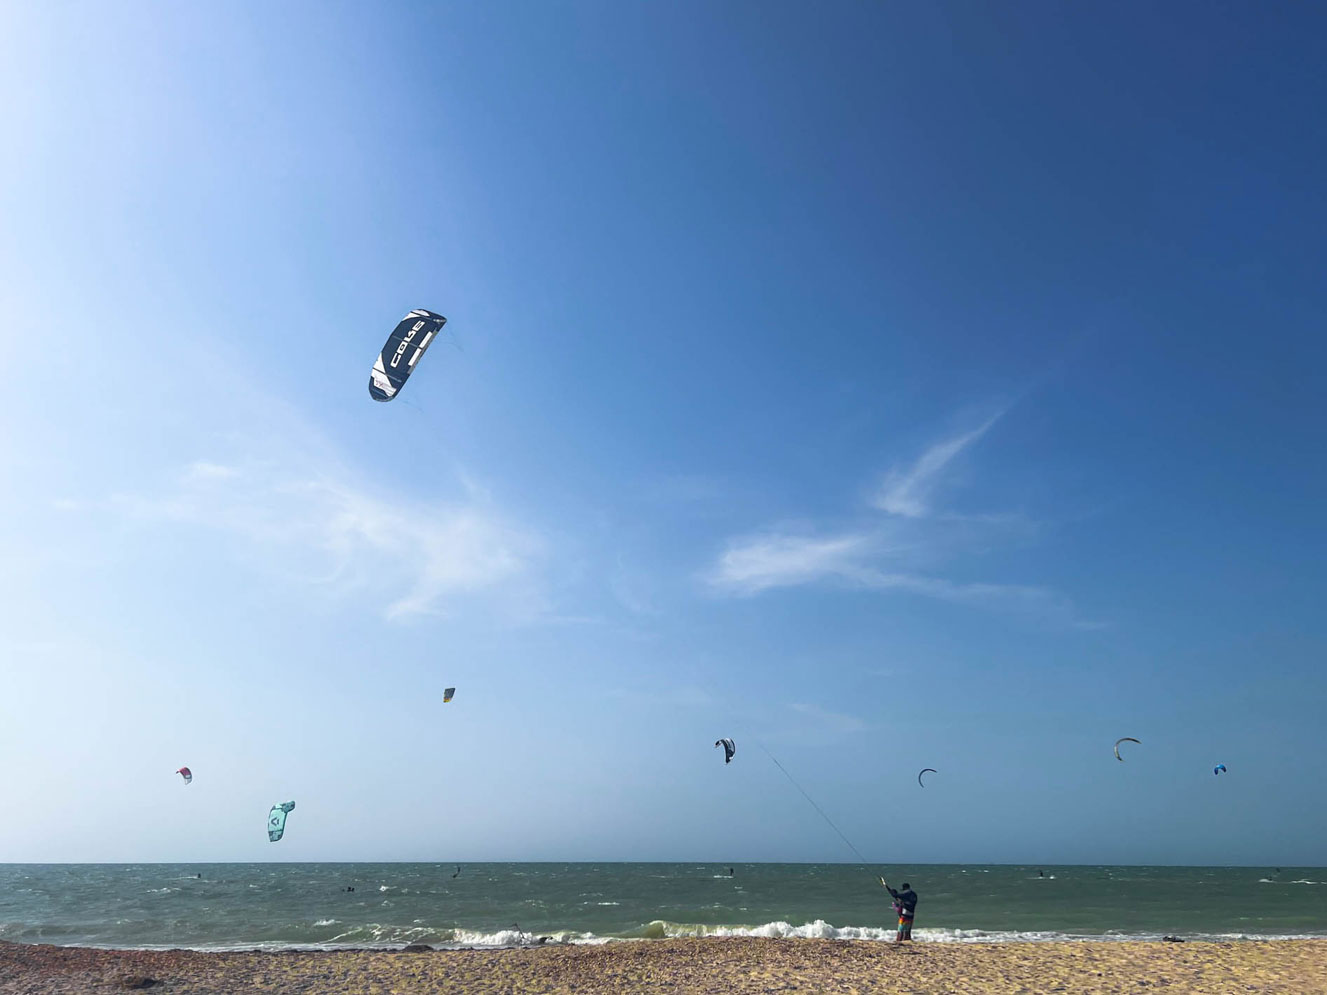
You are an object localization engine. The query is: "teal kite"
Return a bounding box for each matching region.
[268,801,296,842]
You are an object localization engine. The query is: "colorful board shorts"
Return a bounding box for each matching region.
[896,915,914,938]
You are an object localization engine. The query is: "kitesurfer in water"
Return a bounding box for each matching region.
[881,879,918,942]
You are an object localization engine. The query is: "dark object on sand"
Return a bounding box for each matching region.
[401,944,434,953]
[1162,936,1185,943]
[119,977,160,989]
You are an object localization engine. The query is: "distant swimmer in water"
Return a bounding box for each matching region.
[881,879,918,943]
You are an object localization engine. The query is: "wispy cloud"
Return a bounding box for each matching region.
[873,413,1002,518]
[789,702,867,735]
[608,557,662,617]
[707,532,878,595]
[116,454,544,620]
[605,685,715,709]
[859,571,1090,625]
[707,528,1088,624]
[705,408,1098,627]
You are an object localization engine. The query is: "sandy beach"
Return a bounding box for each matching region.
[3,938,1325,994]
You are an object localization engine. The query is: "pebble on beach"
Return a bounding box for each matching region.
[4,937,1327,995]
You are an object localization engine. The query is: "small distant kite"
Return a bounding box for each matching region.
[1113,737,1141,762]
[918,768,937,787]
[369,309,447,401]
[175,767,192,785]
[715,738,736,764]
[1214,764,1227,776]
[443,687,456,703]
[268,801,296,842]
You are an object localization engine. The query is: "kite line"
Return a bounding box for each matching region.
[757,743,871,866]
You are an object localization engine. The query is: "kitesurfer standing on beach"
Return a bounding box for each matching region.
[881,878,918,942]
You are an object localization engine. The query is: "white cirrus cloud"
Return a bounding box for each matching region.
[706,531,880,595]
[707,527,1089,624]
[704,407,1099,628]
[116,454,544,621]
[873,413,1002,518]
[789,702,868,734]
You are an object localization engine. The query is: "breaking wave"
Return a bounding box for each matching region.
[627,921,1327,945]
[5,917,1325,951]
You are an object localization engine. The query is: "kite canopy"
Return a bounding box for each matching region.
[175,767,192,785]
[369,309,446,401]
[443,687,456,703]
[1114,737,1141,762]
[268,801,296,843]
[715,738,736,764]
[1214,764,1227,775]
[918,768,937,787]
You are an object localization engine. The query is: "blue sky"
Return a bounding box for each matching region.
[1,2,1324,866]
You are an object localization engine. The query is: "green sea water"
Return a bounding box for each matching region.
[0,863,1322,949]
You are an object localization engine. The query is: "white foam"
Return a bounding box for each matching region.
[633,921,1327,946]
[450,928,536,947]
[649,920,895,941]
[54,921,1327,953]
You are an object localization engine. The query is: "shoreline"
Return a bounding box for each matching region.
[8,930,1327,954]
[4,937,1326,994]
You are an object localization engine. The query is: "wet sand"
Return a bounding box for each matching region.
[2,937,1325,994]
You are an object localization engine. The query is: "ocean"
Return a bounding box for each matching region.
[0,863,1322,950]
